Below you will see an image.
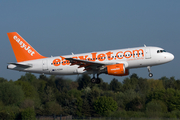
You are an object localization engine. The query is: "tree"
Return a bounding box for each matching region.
[146,100,167,118]
[126,96,144,111]
[18,73,37,83]
[55,77,73,92]
[0,105,20,120]
[147,79,165,92]
[44,101,62,115]
[0,77,7,83]
[130,73,139,79]
[160,76,176,89]
[109,78,122,92]
[122,75,139,92]
[94,96,117,116]
[77,74,91,90]
[165,88,180,111]
[0,82,24,105]
[175,80,180,90]
[98,82,109,91]
[21,107,36,120]
[14,81,37,99]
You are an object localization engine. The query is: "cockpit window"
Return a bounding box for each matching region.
[157,50,166,53]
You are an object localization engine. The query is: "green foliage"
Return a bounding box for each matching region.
[1,73,180,118]
[68,89,82,98]
[21,107,36,120]
[126,111,146,118]
[94,96,118,116]
[98,81,109,91]
[147,79,165,92]
[165,88,180,111]
[123,89,139,105]
[15,80,37,98]
[110,110,127,118]
[126,96,144,111]
[44,101,62,115]
[75,97,83,116]
[77,74,91,90]
[123,74,139,91]
[109,78,122,92]
[0,82,24,105]
[146,89,166,103]
[18,73,37,83]
[0,105,20,120]
[176,79,180,90]
[0,77,7,83]
[146,100,167,118]
[160,76,176,89]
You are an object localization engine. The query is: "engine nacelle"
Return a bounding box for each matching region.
[105,64,129,76]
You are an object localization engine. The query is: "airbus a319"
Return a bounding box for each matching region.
[7,32,174,84]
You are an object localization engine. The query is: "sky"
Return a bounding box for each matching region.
[0,1,180,82]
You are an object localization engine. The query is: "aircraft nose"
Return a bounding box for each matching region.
[167,53,174,61]
[169,53,174,61]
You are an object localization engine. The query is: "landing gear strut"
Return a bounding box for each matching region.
[91,73,101,84]
[147,66,153,77]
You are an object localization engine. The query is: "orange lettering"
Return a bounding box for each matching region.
[124,50,132,58]
[60,56,70,65]
[79,55,88,60]
[116,51,123,59]
[72,56,78,59]
[97,53,105,61]
[91,52,97,61]
[53,59,61,66]
[106,51,113,60]
[133,49,144,58]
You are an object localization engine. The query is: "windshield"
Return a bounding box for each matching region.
[157,50,166,53]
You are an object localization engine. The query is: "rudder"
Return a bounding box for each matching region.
[7,32,46,62]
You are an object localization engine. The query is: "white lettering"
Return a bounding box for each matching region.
[21,43,26,48]
[25,46,30,50]
[13,36,35,56]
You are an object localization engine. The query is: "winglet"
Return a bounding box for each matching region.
[7,32,46,62]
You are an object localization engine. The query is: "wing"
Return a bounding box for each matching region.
[65,57,106,71]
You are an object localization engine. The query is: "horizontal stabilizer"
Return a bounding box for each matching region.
[8,63,32,68]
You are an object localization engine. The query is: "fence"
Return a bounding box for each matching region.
[36,115,72,120]
[36,116,180,120]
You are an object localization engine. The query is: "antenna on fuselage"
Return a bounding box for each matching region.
[144,44,146,47]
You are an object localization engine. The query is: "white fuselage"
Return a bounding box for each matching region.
[7,46,174,76]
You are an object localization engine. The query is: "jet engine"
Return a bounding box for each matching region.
[105,64,129,76]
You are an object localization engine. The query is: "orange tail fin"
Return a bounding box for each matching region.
[7,32,46,62]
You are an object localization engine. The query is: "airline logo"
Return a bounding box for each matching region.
[13,36,35,56]
[52,49,144,66]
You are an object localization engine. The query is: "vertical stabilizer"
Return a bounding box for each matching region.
[7,32,46,62]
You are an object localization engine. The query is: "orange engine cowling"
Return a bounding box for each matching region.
[106,64,129,76]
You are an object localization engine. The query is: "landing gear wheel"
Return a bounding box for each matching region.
[96,78,101,84]
[91,77,96,83]
[149,73,153,77]
[91,73,101,84]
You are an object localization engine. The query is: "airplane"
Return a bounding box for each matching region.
[7,32,174,84]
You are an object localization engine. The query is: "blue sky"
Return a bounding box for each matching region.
[0,1,180,82]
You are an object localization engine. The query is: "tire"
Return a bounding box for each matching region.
[91,78,96,83]
[149,73,153,77]
[96,78,101,84]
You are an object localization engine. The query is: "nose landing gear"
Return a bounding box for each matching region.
[147,66,153,77]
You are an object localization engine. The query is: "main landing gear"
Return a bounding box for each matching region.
[91,73,101,84]
[147,66,153,77]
